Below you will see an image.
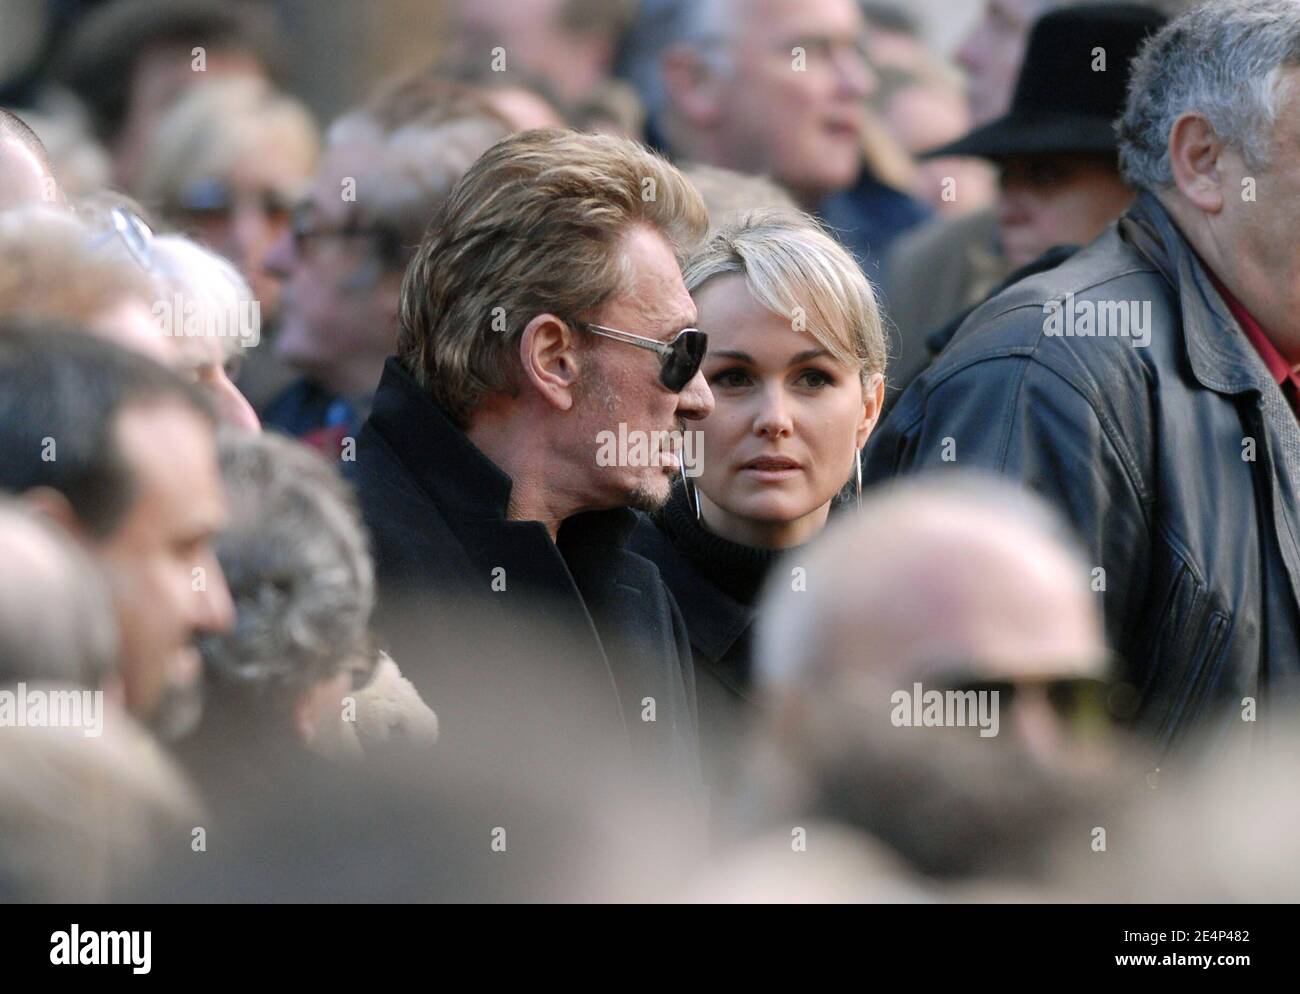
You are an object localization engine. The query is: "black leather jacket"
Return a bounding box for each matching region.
[865,192,1300,754]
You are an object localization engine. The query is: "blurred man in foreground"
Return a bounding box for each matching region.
[708,477,1135,899]
[0,326,234,738]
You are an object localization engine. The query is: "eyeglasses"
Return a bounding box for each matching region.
[581,322,708,392]
[935,670,1139,731]
[178,178,295,223]
[88,206,155,272]
[289,201,382,255]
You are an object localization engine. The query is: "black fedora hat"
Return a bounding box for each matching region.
[920,3,1167,161]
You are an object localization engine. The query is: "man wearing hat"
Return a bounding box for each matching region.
[884,3,1166,398]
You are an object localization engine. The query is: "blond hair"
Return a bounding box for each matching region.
[398,128,707,428]
[134,78,318,219]
[684,209,887,385]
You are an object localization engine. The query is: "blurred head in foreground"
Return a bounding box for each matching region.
[0,109,61,211]
[0,325,234,737]
[751,475,1131,879]
[0,204,261,430]
[0,500,118,689]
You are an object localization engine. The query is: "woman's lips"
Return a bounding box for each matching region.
[741,457,803,479]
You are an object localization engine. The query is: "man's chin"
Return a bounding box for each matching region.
[149,680,204,742]
[626,473,673,514]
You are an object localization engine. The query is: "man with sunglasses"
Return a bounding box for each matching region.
[752,476,1127,881]
[261,75,511,451]
[349,129,714,810]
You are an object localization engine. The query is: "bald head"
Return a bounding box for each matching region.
[758,476,1106,694]
[0,110,59,210]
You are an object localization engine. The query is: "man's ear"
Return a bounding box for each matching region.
[660,45,726,127]
[519,314,581,412]
[1167,112,1227,214]
[21,486,88,542]
[855,372,885,450]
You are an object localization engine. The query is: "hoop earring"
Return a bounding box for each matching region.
[685,477,702,522]
[855,449,863,510]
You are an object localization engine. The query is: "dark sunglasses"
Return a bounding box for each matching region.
[178,178,295,222]
[936,671,1138,730]
[582,322,708,392]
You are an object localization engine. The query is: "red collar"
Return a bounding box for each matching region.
[1205,270,1300,396]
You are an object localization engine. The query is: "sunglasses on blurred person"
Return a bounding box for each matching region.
[177,178,295,226]
[933,663,1138,735]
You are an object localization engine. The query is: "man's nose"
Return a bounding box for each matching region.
[1014,687,1066,767]
[676,369,715,420]
[837,46,876,101]
[215,372,262,432]
[262,225,296,280]
[194,558,236,635]
[998,180,1033,225]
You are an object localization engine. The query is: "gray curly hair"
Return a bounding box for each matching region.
[199,432,374,698]
[1117,0,1300,190]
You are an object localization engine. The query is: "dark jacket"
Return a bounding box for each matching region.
[348,358,703,804]
[864,192,1300,755]
[629,484,784,794]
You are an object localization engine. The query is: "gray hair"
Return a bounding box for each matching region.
[1117,0,1300,189]
[147,233,257,361]
[199,432,374,698]
[325,75,513,273]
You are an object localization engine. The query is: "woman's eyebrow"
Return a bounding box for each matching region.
[706,349,754,363]
[788,349,831,365]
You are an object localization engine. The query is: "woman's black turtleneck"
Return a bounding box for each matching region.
[656,482,785,607]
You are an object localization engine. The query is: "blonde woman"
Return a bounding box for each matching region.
[631,208,887,791]
[133,78,318,318]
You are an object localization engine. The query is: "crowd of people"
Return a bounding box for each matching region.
[0,0,1297,903]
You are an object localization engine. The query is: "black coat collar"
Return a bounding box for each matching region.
[367,357,640,546]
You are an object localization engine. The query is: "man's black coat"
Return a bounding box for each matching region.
[348,358,703,804]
